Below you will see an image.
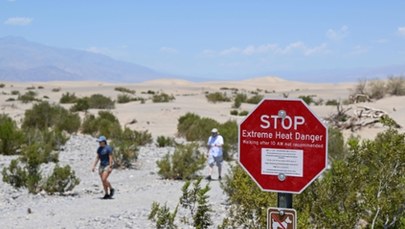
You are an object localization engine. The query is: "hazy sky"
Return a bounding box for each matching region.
[1,1,405,81]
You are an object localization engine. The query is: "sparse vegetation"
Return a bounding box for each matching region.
[11,90,19,95]
[70,98,90,112]
[368,79,386,100]
[70,94,115,111]
[348,76,405,103]
[43,164,80,194]
[156,136,176,147]
[2,142,80,194]
[149,178,212,229]
[386,75,405,95]
[205,92,231,103]
[232,93,247,108]
[0,114,25,155]
[22,101,81,134]
[246,94,263,104]
[0,83,5,88]
[18,91,38,103]
[156,143,205,180]
[325,99,339,106]
[60,92,78,104]
[81,111,122,139]
[230,110,238,116]
[238,110,249,116]
[177,113,238,161]
[87,94,115,109]
[114,86,135,94]
[298,95,315,105]
[117,94,132,103]
[152,92,175,103]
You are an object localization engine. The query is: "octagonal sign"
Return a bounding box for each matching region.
[238,98,328,194]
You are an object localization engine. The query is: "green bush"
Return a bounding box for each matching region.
[219,165,276,228]
[6,98,15,102]
[111,140,138,168]
[110,128,146,168]
[3,151,79,194]
[81,111,122,139]
[0,83,5,88]
[206,92,231,103]
[5,144,47,194]
[325,99,339,106]
[59,92,78,104]
[20,143,58,165]
[238,110,249,116]
[149,178,213,229]
[0,114,25,155]
[177,113,237,161]
[2,159,28,189]
[22,101,80,133]
[114,87,135,94]
[232,93,247,108]
[87,94,115,109]
[177,113,219,142]
[43,165,80,194]
[117,94,132,103]
[246,94,263,104]
[156,143,205,180]
[179,178,212,228]
[328,127,346,161]
[11,90,19,95]
[152,92,175,103]
[156,136,175,147]
[230,110,238,115]
[18,91,38,103]
[298,95,314,105]
[70,98,90,112]
[24,128,68,151]
[149,202,178,229]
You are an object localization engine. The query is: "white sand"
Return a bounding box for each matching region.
[0,77,404,228]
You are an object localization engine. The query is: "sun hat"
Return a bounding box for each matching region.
[96,135,107,142]
[211,128,218,133]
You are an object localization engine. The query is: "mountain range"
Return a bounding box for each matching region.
[0,36,166,82]
[1,36,404,83]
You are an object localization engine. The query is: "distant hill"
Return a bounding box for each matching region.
[0,36,166,82]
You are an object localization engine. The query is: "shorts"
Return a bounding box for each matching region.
[208,155,223,167]
[98,165,111,174]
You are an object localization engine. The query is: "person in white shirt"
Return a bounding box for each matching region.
[206,128,224,181]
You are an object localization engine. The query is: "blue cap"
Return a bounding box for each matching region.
[96,135,107,142]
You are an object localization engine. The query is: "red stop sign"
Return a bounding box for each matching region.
[238,99,328,194]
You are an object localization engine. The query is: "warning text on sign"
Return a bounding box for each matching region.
[261,148,303,177]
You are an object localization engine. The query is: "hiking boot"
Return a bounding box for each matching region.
[102,194,111,199]
[110,188,115,198]
[205,175,211,181]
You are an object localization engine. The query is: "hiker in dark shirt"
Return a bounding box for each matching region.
[92,136,115,199]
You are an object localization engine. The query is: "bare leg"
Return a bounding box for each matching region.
[100,171,112,194]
